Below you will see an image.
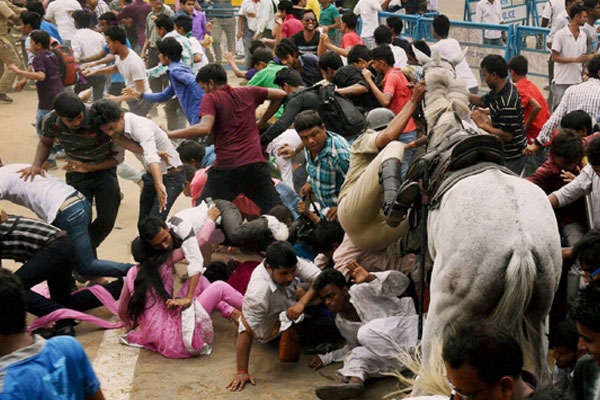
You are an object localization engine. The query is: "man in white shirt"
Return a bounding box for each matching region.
[551,3,593,110]
[71,10,107,101]
[430,14,478,93]
[311,264,418,400]
[227,241,321,392]
[88,99,185,227]
[254,0,279,40]
[0,161,132,278]
[238,0,259,67]
[473,0,504,46]
[84,25,152,116]
[353,0,391,49]
[45,0,82,45]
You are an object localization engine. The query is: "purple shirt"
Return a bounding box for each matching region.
[118,0,152,46]
[32,50,64,110]
[174,9,207,41]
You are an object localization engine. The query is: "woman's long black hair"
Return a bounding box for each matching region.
[127,218,184,325]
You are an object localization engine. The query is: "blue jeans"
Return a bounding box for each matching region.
[275,182,302,219]
[138,169,186,227]
[398,130,417,181]
[52,196,132,277]
[522,147,549,178]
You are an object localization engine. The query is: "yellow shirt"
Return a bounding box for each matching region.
[306,0,321,20]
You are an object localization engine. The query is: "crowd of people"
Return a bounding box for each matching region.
[0,0,600,398]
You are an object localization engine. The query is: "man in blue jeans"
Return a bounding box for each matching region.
[0,162,132,279]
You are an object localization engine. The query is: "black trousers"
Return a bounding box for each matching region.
[199,162,282,215]
[66,167,121,249]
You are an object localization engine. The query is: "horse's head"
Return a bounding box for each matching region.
[417,48,471,149]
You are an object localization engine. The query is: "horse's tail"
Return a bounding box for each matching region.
[489,250,537,373]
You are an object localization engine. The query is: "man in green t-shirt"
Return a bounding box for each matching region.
[317,0,339,42]
[247,48,287,118]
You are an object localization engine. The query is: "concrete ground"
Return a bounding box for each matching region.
[0,3,465,399]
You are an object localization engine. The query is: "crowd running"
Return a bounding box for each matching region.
[1,0,600,399]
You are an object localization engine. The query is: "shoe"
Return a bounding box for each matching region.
[33,323,75,339]
[315,382,365,400]
[0,93,13,103]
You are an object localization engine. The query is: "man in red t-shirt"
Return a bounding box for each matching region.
[317,11,363,58]
[508,55,552,177]
[362,44,417,179]
[168,64,287,213]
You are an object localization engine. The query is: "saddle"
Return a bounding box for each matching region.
[398,130,506,255]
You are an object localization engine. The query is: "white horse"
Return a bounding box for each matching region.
[414,52,562,390]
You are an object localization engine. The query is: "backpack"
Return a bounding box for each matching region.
[50,41,77,86]
[309,83,366,139]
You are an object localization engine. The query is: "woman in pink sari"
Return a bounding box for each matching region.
[117,207,243,358]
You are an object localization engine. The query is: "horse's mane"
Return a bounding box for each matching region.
[423,57,471,146]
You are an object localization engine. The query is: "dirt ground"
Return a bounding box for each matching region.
[0,3,464,399]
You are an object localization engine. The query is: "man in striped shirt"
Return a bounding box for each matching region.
[0,206,122,337]
[469,54,527,175]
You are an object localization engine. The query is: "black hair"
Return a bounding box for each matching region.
[275,38,299,60]
[294,109,323,132]
[369,44,395,66]
[548,319,579,352]
[128,236,173,326]
[551,131,584,162]
[374,25,393,45]
[72,9,91,29]
[318,51,343,71]
[347,44,370,64]
[20,11,42,29]
[302,8,316,19]
[196,63,228,85]
[589,55,600,79]
[433,14,450,38]
[572,283,600,333]
[203,261,232,283]
[273,67,304,87]
[105,25,127,45]
[0,269,27,335]
[587,135,600,165]
[183,163,197,183]
[89,99,124,127]
[54,92,86,118]
[177,139,206,164]
[249,40,267,55]
[508,55,528,76]
[569,3,585,19]
[251,47,274,67]
[313,267,348,292]
[342,11,358,30]
[309,220,344,254]
[265,241,297,270]
[268,205,294,224]
[155,14,174,32]
[174,14,193,34]
[560,110,593,136]
[25,1,45,17]
[572,229,600,270]
[386,15,403,35]
[30,29,50,49]
[157,37,182,62]
[99,11,118,24]
[480,54,508,79]
[585,0,600,12]
[443,321,523,385]
[413,39,430,58]
[277,0,293,15]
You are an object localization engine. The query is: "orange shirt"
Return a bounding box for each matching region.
[383,68,416,133]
